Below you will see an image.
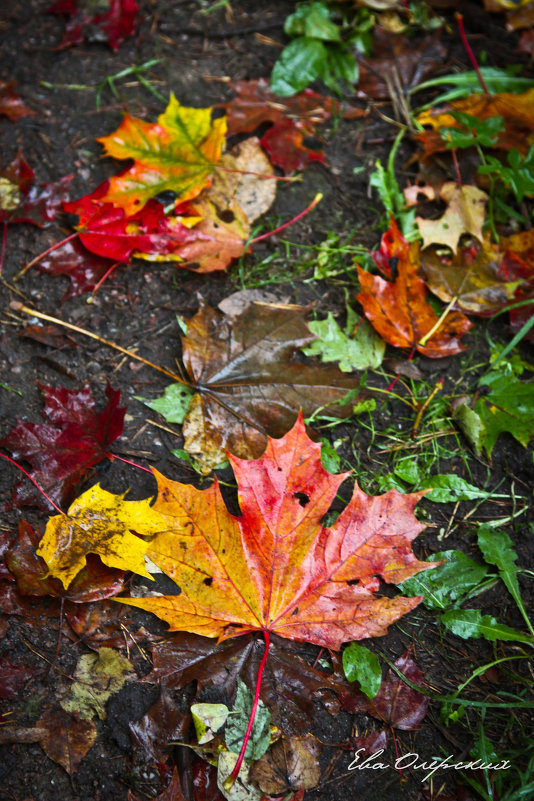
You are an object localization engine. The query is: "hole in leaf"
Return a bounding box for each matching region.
[204,577,213,586]
[293,492,310,507]
[219,209,235,223]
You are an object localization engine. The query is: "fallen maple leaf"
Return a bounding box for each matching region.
[36,237,114,300]
[357,29,447,100]
[414,183,488,253]
[416,89,534,158]
[343,650,428,730]
[222,78,355,174]
[63,180,204,262]
[7,519,126,602]
[0,383,124,510]
[116,414,434,649]
[36,483,166,588]
[142,632,350,733]
[0,80,35,121]
[129,768,187,801]
[420,238,526,314]
[355,219,472,357]
[0,150,72,226]
[130,689,189,762]
[0,659,35,699]
[97,95,227,214]
[48,0,138,51]
[177,298,361,472]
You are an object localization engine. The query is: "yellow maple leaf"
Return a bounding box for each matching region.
[97,94,227,215]
[37,484,166,588]
[416,183,488,253]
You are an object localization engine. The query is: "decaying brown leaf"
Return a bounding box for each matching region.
[250,734,323,795]
[179,299,361,472]
[420,239,526,314]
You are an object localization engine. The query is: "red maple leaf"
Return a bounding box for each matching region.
[47,0,138,52]
[63,180,204,262]
[0,81,35,122]
[0,383,124,511]
[222,78,361,174]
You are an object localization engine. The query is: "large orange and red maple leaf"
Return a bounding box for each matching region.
[118,414,435,650]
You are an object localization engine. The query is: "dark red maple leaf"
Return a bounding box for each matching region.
[342,650,429,731]
[63,180,204,262]
[48,0,138,52]
[0,81,35,122]
[0,383,125,511]
[0,659,36,699]
[0,151,72,227]
[36,237,114,301]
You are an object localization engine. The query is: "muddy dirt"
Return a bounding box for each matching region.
[0,2,533,801]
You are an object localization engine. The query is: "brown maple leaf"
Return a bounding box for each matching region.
[355,219,472,358]
[177,299,361,472]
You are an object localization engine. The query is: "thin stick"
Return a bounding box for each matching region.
[15,231,80,279]
[225,630,271,790]
[10,303,190,386]
[455,14,490,96]
[250,194,322,244]
[411,377,444,439]
[0,453,64,514]
[0,222,7,277]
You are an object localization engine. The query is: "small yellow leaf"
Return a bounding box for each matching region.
[37,484,166,588]
[416,183,488,253]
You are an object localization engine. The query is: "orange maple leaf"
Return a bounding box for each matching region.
[120,414,435,651]
[355,220,472,358]
[97,94,226,215]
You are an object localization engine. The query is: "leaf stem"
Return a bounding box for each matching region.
[455,14,491,96]
[250,194,322,244]
[108,453,153,474]
[10,303,191,386]
[15,232,80,279]
[225,630,271,790]
[0,452,64,514]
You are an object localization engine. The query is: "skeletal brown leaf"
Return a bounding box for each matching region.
[180,299,360,472]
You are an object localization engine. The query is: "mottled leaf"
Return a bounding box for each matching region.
[356,219,472,358]
[97,95,226,214]
[119,414,434,650]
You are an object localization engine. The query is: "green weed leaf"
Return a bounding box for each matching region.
[419,474,504,503]
[474,370,534,457]
[398,551,490,610]
[478,525,534,636]
[225,678,271,761]
[303,312,385,371]
[270,38,327,97]
[441,609,532,644]
[137,383,194,424]
[342,642,382,699]
[285,2,341,41]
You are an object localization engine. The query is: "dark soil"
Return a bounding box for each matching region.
[0,2,533,801]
